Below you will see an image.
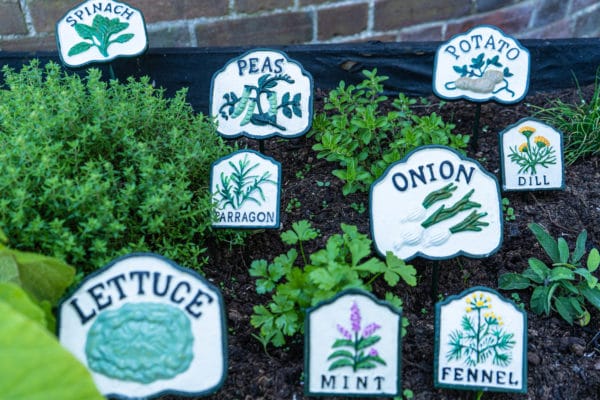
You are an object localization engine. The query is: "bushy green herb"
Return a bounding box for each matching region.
[499,223,600,326]
[0,60,236,272]
[249,220,415,347]
[310,69,469,195]
[502,197,516,221]
[534,71,600,165]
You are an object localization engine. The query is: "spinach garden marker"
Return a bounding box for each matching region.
[58,253,227,399]
[433,25,530,150]
[434,287,527,395]
[210,149,281,229]
[304,289,403,397]
[56,0,148,77]
[210,49,313,153]
[370,146,503,299]
[499,117,565,191]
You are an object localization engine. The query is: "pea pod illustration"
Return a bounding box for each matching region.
[231,86,251,118]
[240,100,256,126]
[267,91,278,116]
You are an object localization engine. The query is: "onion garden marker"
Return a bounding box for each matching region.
[434,287,527,394]
[210,149,281,229]
[499,118,565,191]
[58,253,227,399]
[56,0,148,76]
[304,289,403,397]
[433,25,530,149]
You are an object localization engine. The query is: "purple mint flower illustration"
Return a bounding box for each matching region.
[350,302,361,332]
[362,322,381,338]
[369,348,379,357]
[337,324,352,340]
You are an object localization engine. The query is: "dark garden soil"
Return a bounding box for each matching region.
[167,84,600,400]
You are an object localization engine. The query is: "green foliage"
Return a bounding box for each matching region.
[534,70,600,165]
[0,60,236,273]
[249,220,416,347]
[502,197,516,221]
[69,14,133,57]
[499,223,600,326]
[310,69,469,195]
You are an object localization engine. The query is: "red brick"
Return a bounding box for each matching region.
[28,0,81,33]
[127,0,228,22]
[518,18,573,39]
[532,0,569,26]
[195,12,313,46]
[236,0,293,14]
[0,35,57,51]
[475,0,515,13]
[318,3,369,40]
[0,0,27,35]
[375,0,472,31]
[398,24,444,42]
[340,34,398,43]
[445,2,535,38]
[147,25,192,47]
[573,7,600,37]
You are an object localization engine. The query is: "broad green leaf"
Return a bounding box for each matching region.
[530,285,551,315]
[528,258,551,281]
[498,273,531,290]
[68,41,94,56]
[572,229,588,264]
[0,283,46,328]
[579,286,600,310]
[0,302,104,400]
[73,23,97,40]
[528,223,559,263]
[574,268,598,288]
[549,266,575,282]
[0,254,20,284]
[587,248,600,272]
[110,33,134,44]
[522,267,544,284]
[554,296,575,325]
[557,237,570,264]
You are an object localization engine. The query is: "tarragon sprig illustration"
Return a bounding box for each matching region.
[214,155,276,209]
[68,15,134,57]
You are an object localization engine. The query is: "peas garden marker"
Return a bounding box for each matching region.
[499,118,565,191]
[210,149,281,229]
[210,49,313,141]
[304,289,403,397]
[58,253,227,399]
[434,287,527,394]
[56,0,148,69]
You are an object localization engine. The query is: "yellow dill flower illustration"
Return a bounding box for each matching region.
[534,135,550,148]
[518,142,528,152]
[518,125,536,138]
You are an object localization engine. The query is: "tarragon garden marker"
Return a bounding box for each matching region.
[434,287,527,394]
[58,253,227,399]
[56,0,148,69]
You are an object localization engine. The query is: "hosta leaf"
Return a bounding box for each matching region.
[0,283,46,328]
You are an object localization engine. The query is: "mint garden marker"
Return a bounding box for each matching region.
[499,118,564,191]
[434,287,527,394]
[433,25,530,149]
[210,49,313,144]
[58,253,227,399]
[211,149,281,229]
[305,289,403,397]
[56,0,148,72]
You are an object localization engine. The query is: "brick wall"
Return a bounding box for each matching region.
[1,0,599,51]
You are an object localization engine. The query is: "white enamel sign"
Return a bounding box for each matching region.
[435,287,527,393]
[370,146,502,261]
[56,0,148,68]
[433,25,530,103]
[500,118,564,191]
[58,253,227,399]
[211,49,313,139]
[305,289,402,397]
[211,150,281,228]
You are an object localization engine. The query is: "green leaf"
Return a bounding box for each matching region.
[384,251,416,287]
[528,223,559,263]
[68,42,94,56]
[574,268,598,288]
[587,248,600,272]
[73,23,97,40]
[572,229,588,265]
[328,358,354,371]
[0,254,20,284]
[580,286,600,310]
[554,296,575,325]
[549,266,575,282]
[356,335,381,350]
[0,302,104,399]
[110,33,134,44]
[528,258,551,281]
[530,285,551,315]
[327,349,354,360]
[0,283,46,328]
[557,237,570,264]
[331,339,354,348]
[498,273,531,290]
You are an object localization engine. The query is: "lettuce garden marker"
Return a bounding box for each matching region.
[211,149,281,228]
[58,253,227,399]
[304,289,403,397]
[434,287,527,394]
[371,146,502,261]
[499,118,564,191]
[210,49,313,139]
[56,0,148,68]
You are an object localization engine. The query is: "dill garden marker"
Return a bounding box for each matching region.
[58,253,227,399]
[211,149,281,229]
[304,289,403,397]
[432,25,530,149]
[56,0,148,73]
[434,287,527,394]
[499,118,565,191]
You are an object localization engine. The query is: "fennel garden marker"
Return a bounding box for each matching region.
[499,118,564,191]
[370,145,503,261]
[56,0,148,69]
[210,49,313,140]
[304,289,403,397]
[434,287,527,394]
[58,253,227,399]
[211,149,281,229]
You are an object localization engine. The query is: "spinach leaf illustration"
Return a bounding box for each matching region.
[68,15,133,57]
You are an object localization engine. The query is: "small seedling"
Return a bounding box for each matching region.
[502,197,516,221]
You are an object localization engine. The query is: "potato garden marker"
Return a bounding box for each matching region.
[58,253,227,399]
[433,25,530,149]
[56,0,148,76]
[210,149,281,229]
[434,287,527,394]
[210,49,313,152]
[304,289,403,397]
[499,118,565,191]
